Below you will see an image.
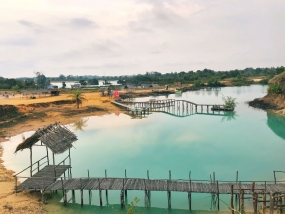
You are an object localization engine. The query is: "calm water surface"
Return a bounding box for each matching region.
[2,85,285,213]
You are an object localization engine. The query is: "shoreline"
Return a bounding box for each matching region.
[0,91,125,213]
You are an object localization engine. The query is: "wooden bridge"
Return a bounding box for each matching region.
[112,99,234,118]
[15,163,285,212]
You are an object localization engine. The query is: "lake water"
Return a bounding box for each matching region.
[2,85,285,213]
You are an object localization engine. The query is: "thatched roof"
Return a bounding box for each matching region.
[15,122,77,154]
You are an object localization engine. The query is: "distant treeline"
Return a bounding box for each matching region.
[0,66,284,89]
[116,66,285,86]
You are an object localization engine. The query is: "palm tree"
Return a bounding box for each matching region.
[69,90,87,108]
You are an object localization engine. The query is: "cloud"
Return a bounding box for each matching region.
[70,18,98,28]
[0,37,36,46]
[18,20,45,34]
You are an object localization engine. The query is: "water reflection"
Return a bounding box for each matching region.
[267,113,285,140]
[71,118,89,131]
[221,111,238,122]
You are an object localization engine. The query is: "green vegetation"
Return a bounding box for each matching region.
[222,95,237,109]
[69,90,87,108]
[125,197,140,214]
[268,83,282,94]
[231,75,253,86]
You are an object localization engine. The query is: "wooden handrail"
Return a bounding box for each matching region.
[14,156,48,176]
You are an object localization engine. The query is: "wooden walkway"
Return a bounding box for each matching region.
[17,165,70,190]
[112,99,234,118]
[46,178,285,194]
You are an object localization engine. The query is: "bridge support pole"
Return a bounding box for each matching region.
[120,190,125,208]
[167,191,171,209]
[188,192,192,210]
[80,178,83,207]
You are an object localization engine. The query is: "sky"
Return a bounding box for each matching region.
[0,0,285,78]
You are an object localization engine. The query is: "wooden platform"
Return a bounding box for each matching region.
[17,165,70,190]
[46,178,285,194]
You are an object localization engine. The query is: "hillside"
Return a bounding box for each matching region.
[249,72,285,114]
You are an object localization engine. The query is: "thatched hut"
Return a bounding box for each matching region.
[15,122,77,176]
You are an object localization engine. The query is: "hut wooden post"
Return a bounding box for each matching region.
[61,177,67,206]
[46,146,49,165]
[42,177,45,204]
[30,147,32,177]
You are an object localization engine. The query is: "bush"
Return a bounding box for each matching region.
[268,83,282,94]
[222,95,237,109]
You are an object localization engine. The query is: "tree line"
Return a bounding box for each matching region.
[0,66,284,90]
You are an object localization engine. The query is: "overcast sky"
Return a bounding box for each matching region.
[1,0,284,78]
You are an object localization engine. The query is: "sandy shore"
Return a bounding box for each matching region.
[0,91,125,213]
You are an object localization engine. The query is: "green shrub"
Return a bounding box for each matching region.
[268,83,282,94]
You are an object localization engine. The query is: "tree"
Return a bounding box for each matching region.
[34,72,47,88]
[62,82,66,88]
[88,78,99,85]
[69,90,87,108]
[276,66,285,75]
[79,80,87,85]
[59,74,66,80]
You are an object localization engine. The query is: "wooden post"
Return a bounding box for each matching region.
[262,193,266,213]
[253,192,257,214]
[53,152,55,168]
[124,169,127,197]
[98,178,102,206]
[217,181,220,210]
[279,194,283,214]
[30,147,32,177]
[188,192,192,210]
[189,171,192,210]
[230,184,234,214]
[61,178,67,206]
[42,177,45,204]
[105,169,108,200]
[46,146,49,165]
[120,180,125,208]
[80,178,83,207]
[167,180,171,209]
[274,171,276,184]
[270,191,273,214]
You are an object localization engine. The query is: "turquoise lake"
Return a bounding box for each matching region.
[2,85,285,213]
